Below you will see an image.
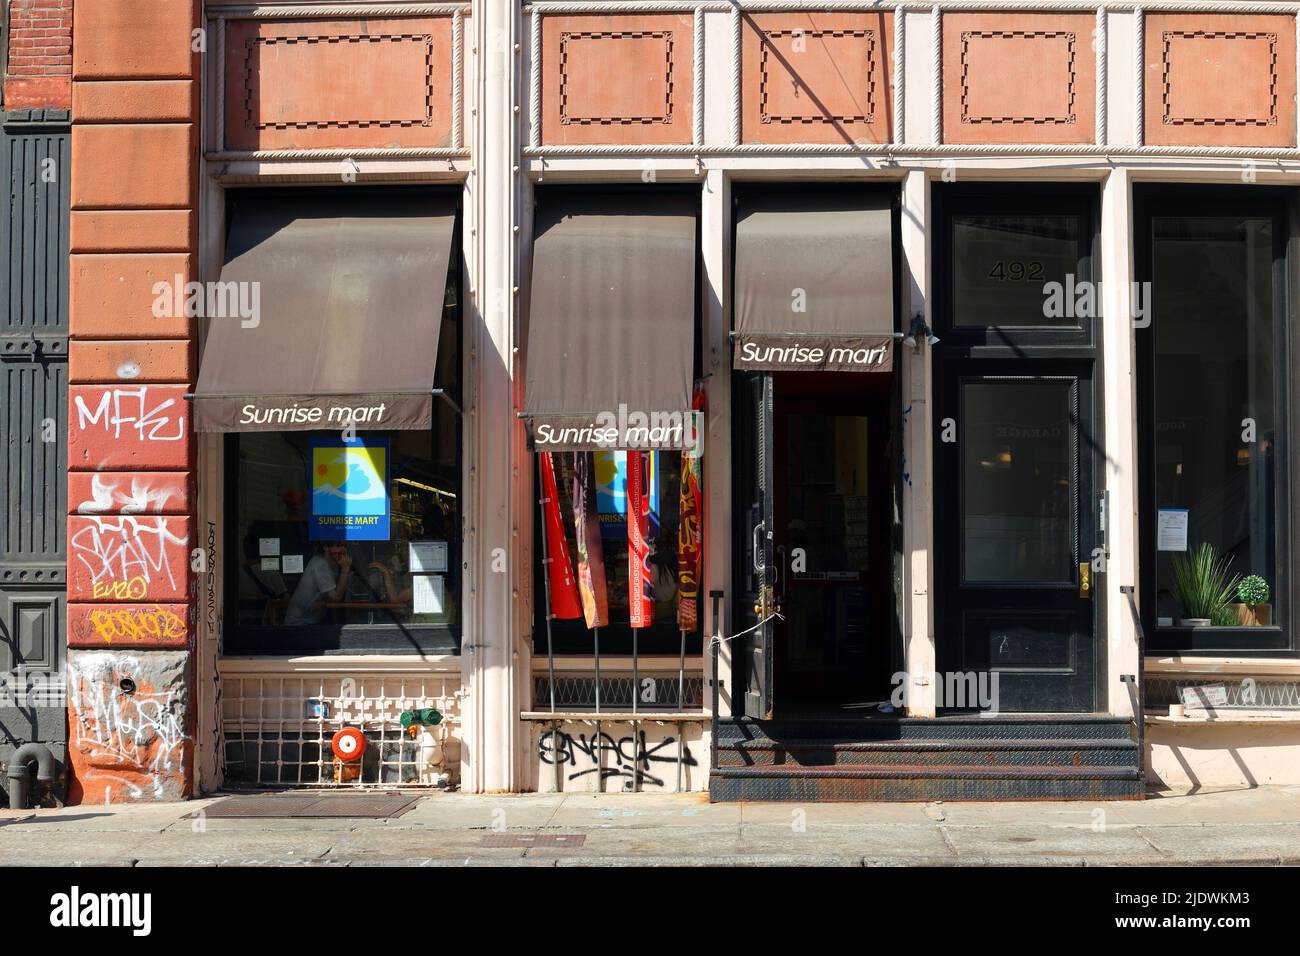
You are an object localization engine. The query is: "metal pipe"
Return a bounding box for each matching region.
[1121,586,1147,792]
[536,454,561,793]
[6,742,55,811]
[709,590,723,773]
[594,625,602,793]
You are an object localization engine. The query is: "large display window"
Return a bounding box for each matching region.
[1137,187,1294,655]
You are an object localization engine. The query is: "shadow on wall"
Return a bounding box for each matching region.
[1146,724,1300,791]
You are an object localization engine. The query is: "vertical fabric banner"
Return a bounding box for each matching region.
[540,452,582,620]
[627,450,654,628]
[677,390,705,630]
[572,452,609,629]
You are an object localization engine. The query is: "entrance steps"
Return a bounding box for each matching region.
[709,715,1144,801]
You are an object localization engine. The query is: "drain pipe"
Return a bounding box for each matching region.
[6,742,55,810]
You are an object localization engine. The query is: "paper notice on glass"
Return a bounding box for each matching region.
[410,541,448,573]
[259,537,280,557]
[1156,508,1189,551]
[412,575,445,614]
[260,556,279,571]
[282,554,304,574]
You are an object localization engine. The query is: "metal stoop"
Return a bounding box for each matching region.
[708,715,1144,802]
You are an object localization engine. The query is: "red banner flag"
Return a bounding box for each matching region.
[572,452,609,629]
[626,450,654,628]
[677,389,704,631]
[539,452,581,620]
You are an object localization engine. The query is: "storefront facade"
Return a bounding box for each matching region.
[21,0,1300,804]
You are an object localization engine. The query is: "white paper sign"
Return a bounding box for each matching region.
[410,541,448,573]
[259,537,280,557]
[413,575,445,614]
[282,554,304,574]
[1182,684,1228,709]
[1157,508,1189,551]
[260,556,279,571]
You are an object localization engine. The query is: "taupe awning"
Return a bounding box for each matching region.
[193,192,457,432]
[734,190,895,372]
[523,191,697,451]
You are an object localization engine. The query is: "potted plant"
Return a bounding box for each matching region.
[1170,543,1239,627]
[1232,575,1272,627]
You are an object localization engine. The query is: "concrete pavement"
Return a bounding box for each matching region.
[2,785,1299,866]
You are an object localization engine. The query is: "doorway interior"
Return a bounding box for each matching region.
[736,370,900,717]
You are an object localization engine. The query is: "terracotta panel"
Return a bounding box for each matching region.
[68,603,191,648]
[67,515,193,603]
[223,17,454,151]
[70,254,193,339]
[742,12,894,145]
[942,13,1096,145]
[73,0,198,80]
[70,472,192,516]
[71,125,196,209]
[74,80,196,123]
[68,384,192,472]
[71,210,196,253]
[540,14,694,146]
[1145,14,1296,148]
[70,340,195,385]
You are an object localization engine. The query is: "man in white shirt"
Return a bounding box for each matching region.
[285,543,354,625]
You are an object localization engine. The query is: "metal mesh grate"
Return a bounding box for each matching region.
[221,673,463,788]
[534,674,704,710]
[1146,677,1300,709]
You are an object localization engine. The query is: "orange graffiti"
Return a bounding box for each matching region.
[87,605,186,643]
[91,576,148,600]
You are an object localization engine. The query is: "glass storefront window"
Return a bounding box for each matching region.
[1150,213,1280,636]
[535,451,701,655]
[222,204,461,654]
[231,427,459,635]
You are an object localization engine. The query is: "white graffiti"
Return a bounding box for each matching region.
[68,654,190,801]
[77,474,182,515]
[70,515,189,595]
[73,386,185,442]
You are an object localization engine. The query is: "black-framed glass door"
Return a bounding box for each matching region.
[935,366,1098,712]
[932,182,1103,714]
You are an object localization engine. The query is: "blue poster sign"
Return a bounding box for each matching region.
[309,437,390,541]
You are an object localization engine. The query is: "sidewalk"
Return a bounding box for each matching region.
[3,786,1300,867]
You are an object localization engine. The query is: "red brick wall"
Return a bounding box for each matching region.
[3,0,73,110]
[66,0,200,804]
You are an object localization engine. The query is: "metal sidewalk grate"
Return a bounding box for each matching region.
[197,794,421,819]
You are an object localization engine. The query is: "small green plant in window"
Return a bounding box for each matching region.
[1170,543,1239,627]
[1232,574,1272,627]
[1237,575,1270,606]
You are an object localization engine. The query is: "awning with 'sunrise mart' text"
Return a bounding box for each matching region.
[733,189,895,373]
[191,192,458,432]
[522,189,698,452]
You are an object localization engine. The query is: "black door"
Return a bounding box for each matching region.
[935,366,1098,711]
[0,115,70,783]
[738,373,776,718]
[932,182,1103,714]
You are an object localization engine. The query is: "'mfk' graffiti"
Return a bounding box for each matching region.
[69,515,191,602]
[68,385,190,470]
[73,386,185,442]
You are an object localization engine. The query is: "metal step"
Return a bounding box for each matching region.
[716,738,1140,769]
[715,716,1135,744]
[708,765,1146,802]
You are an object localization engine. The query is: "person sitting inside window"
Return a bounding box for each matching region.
[284,543,354,625]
